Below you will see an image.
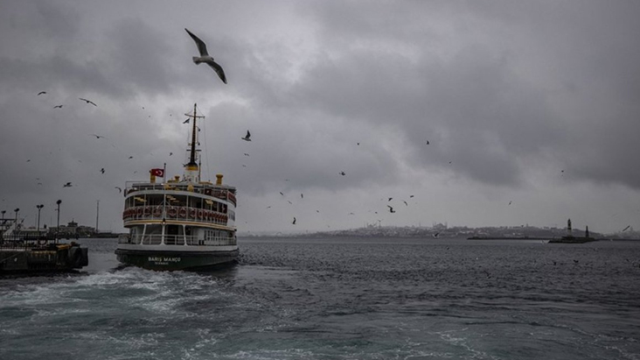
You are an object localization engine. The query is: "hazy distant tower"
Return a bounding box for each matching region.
[567,219,572,235]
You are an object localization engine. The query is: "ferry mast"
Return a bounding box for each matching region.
[184,103,204,182]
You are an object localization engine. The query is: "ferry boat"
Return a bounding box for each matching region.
[115,104,238,270]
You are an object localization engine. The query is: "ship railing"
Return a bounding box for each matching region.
[124,184,237,206]
[122,206,229,225]
[118,234,235,247]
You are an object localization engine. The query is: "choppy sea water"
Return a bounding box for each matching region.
[1,237,639,360]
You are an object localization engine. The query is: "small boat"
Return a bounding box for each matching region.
[1,218,88,274]
[115,104,239,270]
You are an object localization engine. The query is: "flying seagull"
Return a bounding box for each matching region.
[54,105,63,109]
[90,134,106,139]
[387,205,395,213]
[340,171,346,176]
[115,186,122,193]
[183,118,190,124]
[185,28,227,84]
[292,217,297,225]
[79,98,97,106]
[241,130,251,141]
[37,91,47,96]
[63,182,72,187]
[100,168,105,174]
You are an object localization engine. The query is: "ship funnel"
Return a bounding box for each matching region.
[216,174,223,185]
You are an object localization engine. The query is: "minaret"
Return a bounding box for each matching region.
[183,103,204,182]
[567,218,572,235]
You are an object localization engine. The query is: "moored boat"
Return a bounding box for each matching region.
[115,104,238,270]
[1,218,89,274]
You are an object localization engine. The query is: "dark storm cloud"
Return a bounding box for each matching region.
[290,0,640,190]
[2,0,640,233]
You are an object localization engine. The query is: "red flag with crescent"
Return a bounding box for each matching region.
[150,168,164,177]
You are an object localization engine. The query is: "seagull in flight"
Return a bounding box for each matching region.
[340,171,346,176]
[79,98,97,106]
[292,217,297,225]
[37,91,47,96]
[185,28,227,84]
[183,118,190,124]
[100,168,105,174]
[115,186,122,193]
[63,182,72,187]
[53,105,63,109]
[387,205,395,213]
[90,134,106,139]
[241,130,251,141]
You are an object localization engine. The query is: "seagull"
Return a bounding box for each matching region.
[403,201,408,206]
[37,91,47,96]
[426,140,430,145]
[409,195,414,198]
[300,193,304,199]
[244,153,250,156]
[100,168,105,174]
[388,197,393,201]
[183,119,190,124]
[292,217,296,225]
[128,156,133,159]
[169,152,173,156]
[622,225,631,232]
[433,232,440,238]
[90,134,106,139]
[185,28,227,84]
[340,171,346,176]
[279,192,284,196]
[387,205,395,213]
[508,201,512,205]
[79,98,97,106]
[63,182,72,187]
[54,105,63,109]
[241,130,251,141]
[115,186,122,193]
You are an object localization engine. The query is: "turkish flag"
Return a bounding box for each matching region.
[150,168,164,177]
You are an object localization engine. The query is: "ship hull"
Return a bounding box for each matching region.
[115,248,238,271]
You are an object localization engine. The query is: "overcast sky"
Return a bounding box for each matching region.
[1,1,639,234]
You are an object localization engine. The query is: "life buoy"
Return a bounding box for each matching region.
[144,207,151,216]
[153,206,162,217]
[178,207,187,218]
[204,188,212,196]
[137,207,143,217]
[197,209,203,219]
[189,208,196,219]
[168,207,177,218]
